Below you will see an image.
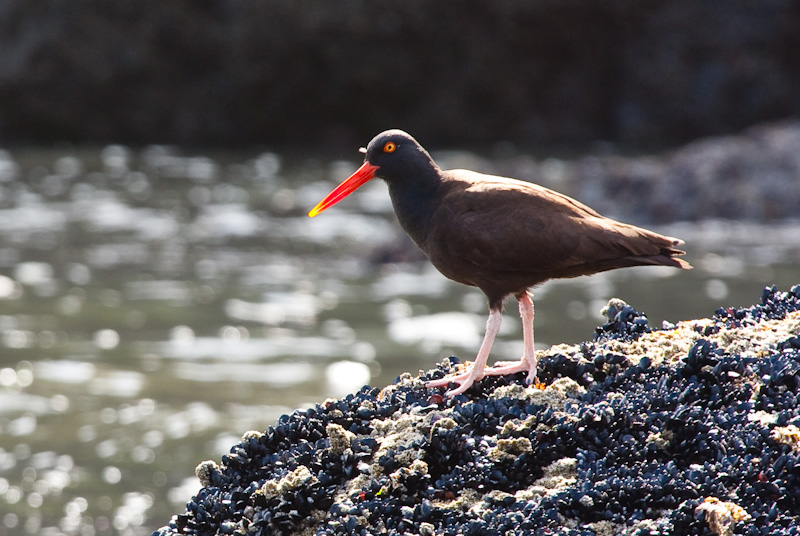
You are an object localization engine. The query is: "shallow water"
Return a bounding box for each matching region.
[0,145,797,535]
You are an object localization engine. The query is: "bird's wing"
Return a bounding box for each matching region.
[428,174,681,281]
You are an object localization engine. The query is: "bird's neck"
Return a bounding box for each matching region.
[385,167,442,250]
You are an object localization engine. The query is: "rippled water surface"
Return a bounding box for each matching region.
[0,145,798,535]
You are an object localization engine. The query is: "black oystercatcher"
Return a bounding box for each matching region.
[309,130,691,396]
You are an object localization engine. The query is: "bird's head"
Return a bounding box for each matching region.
[308,129,437,217]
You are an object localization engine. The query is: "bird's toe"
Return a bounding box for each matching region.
[444,381,474,397]
[426,371,470,388]
[525,368,538,385]
[426,369,481,396]
[483,359,530,376]
[425,377,453,388]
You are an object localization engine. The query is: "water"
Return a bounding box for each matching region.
[0,145,797,535]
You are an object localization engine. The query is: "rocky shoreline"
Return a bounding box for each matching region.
[152,286,800,536]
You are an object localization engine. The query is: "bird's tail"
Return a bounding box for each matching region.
[630,236,692,270]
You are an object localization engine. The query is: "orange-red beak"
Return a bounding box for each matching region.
[308,161,380,217]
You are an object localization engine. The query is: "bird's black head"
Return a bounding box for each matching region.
[362,130,439,184]
[308,129,440,218]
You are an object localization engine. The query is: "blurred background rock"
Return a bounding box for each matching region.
[0,0,798,149]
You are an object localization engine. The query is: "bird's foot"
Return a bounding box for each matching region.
[483,357,538,385]
[426,366,484,397]
[426,356,539,397]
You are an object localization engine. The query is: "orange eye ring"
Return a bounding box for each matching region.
[383,142,396,153]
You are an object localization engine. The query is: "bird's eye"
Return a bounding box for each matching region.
[383,142,396,153]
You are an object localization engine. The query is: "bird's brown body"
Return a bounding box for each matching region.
[310,130,691,396]
[397,170,689,310]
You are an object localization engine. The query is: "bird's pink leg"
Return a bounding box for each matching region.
[426,308,503,396]
[482,292,538,384]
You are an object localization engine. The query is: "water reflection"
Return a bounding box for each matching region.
[0,145,796,535]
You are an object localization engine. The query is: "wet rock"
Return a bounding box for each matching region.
[153,286,800,536]
[194,460,220,489]
[695,497,751,536]
[326,423,355,455]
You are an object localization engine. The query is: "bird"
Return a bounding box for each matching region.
[309,129,691,396]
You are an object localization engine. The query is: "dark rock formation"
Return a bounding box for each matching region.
[152,285,800,535]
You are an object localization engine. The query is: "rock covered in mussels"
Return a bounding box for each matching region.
[152,285,800,536]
